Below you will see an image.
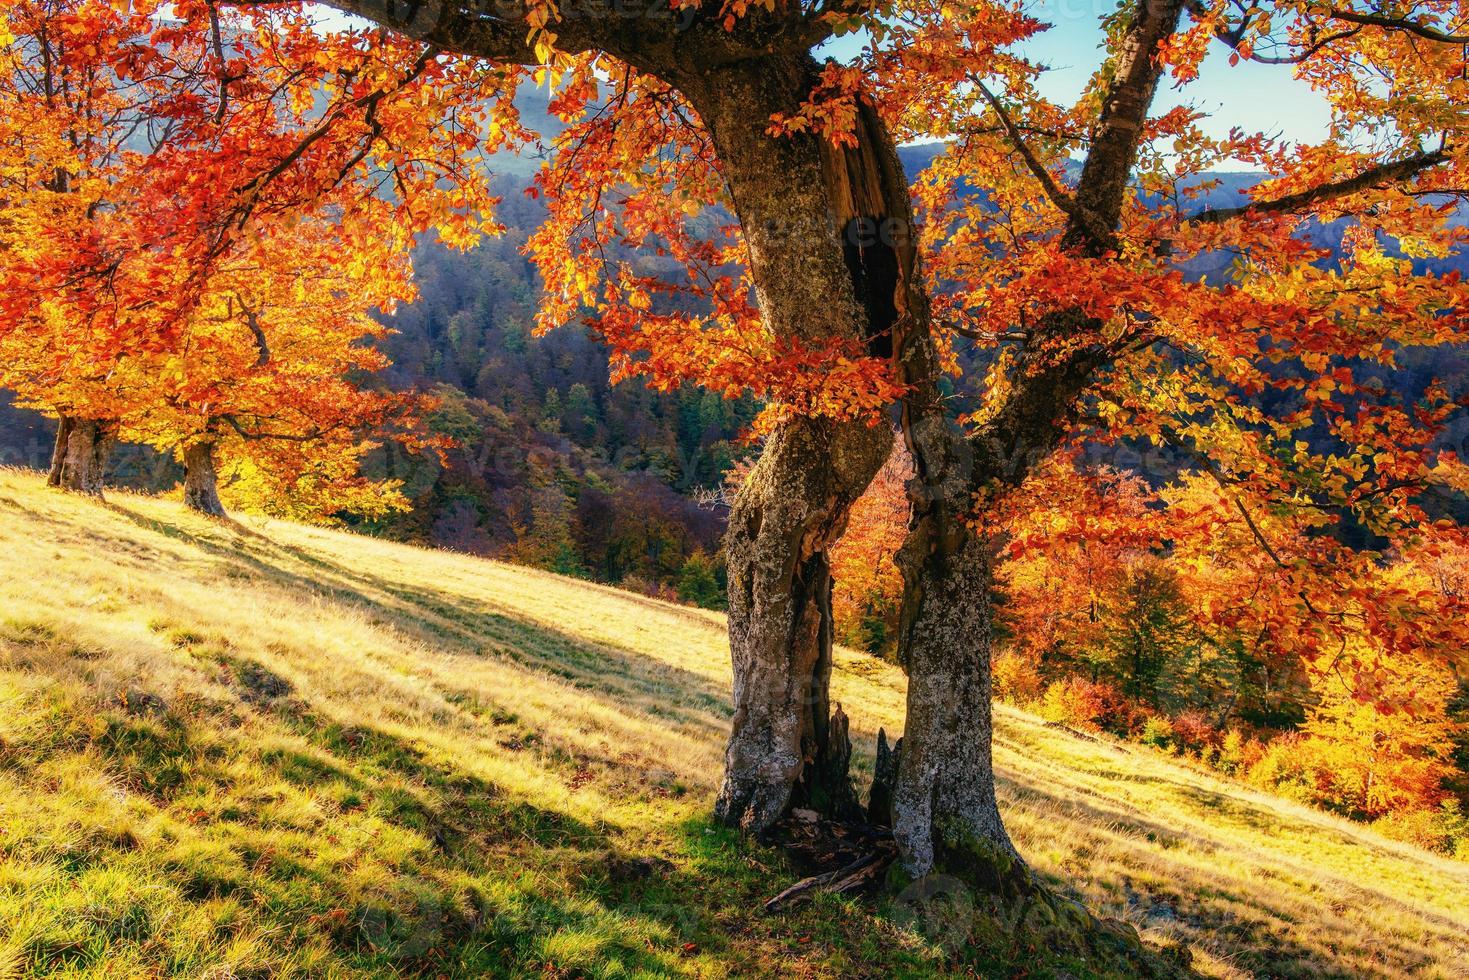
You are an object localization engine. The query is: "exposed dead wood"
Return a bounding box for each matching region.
[867,727,901,827]
[763,845,894,912]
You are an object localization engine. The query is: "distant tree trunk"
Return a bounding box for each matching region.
[182,440,226,517]
[47,416,74,486]
[50,418,115,497]
[689,60,912,831]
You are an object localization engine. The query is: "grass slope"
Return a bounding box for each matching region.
[0,468,1464,979]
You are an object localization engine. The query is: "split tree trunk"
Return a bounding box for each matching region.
[718,419,885,828]
[890,337,1109,876]
[686,60,919,831]
[49,417,114,497]
[182,440,227,517]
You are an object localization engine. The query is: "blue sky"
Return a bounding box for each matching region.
[318,0,1335,159]
[1022,1,1333,143]
[826,0,1335,156]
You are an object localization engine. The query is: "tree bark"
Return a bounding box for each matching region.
[47,416,74,487]
[717,419,883,827]
[50,418,114,497]
[888,307,1024,875]
[892,521,1018,878]
[182,440,227,517]
[687,60,914,831]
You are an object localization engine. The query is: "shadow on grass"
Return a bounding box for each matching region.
[1001,778,1457,979]
[89,501,1436,979]
[105,502,733,735]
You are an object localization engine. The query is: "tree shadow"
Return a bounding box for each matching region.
[999,778,1461,978]
[104,502,735,737]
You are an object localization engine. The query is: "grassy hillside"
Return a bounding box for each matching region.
[0,468,1464,979]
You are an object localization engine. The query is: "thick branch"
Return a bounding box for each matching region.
[244,309,270,366]
[286,0,821,76]
[305,0,541,61]
[1325,5,1469,42]
[1188,147,1451,224]
[221,413,341,443]
[1064,0,1188,254]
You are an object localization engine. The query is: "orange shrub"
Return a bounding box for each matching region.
[1171,711,1219,754]
[1040,677,1125,732]
[992,649,1044,705]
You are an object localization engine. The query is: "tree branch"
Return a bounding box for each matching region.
[1325,5,1469,43]
[974,79,1079,219]
[1186,147,1451,224]
[1064,0,1189,254]
[221,413,338,443]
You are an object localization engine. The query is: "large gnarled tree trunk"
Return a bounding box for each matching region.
[182,440,227,517]
[48,416,115,498]
[687,61,918,831]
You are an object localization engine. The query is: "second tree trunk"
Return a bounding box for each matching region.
[892,519,1021,882]
[182,441,226,517]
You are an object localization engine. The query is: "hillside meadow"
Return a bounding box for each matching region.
[0,467,1464,978]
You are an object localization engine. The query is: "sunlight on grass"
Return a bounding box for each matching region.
[0,467,1464,978]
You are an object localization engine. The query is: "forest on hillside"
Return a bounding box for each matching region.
[4,134,1462,600]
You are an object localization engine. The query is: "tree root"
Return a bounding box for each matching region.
[762,812,1195,977]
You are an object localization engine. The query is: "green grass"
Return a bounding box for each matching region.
[0,467,1465,978]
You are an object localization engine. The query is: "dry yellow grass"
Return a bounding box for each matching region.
[0,466,1465,978]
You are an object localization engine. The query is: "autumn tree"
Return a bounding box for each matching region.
[0,0,505,507]
[0,0,187,493]
[268,0,925,843]
[875,0,1467,880]
[115,214,436,519]
[208,0,1469,909]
